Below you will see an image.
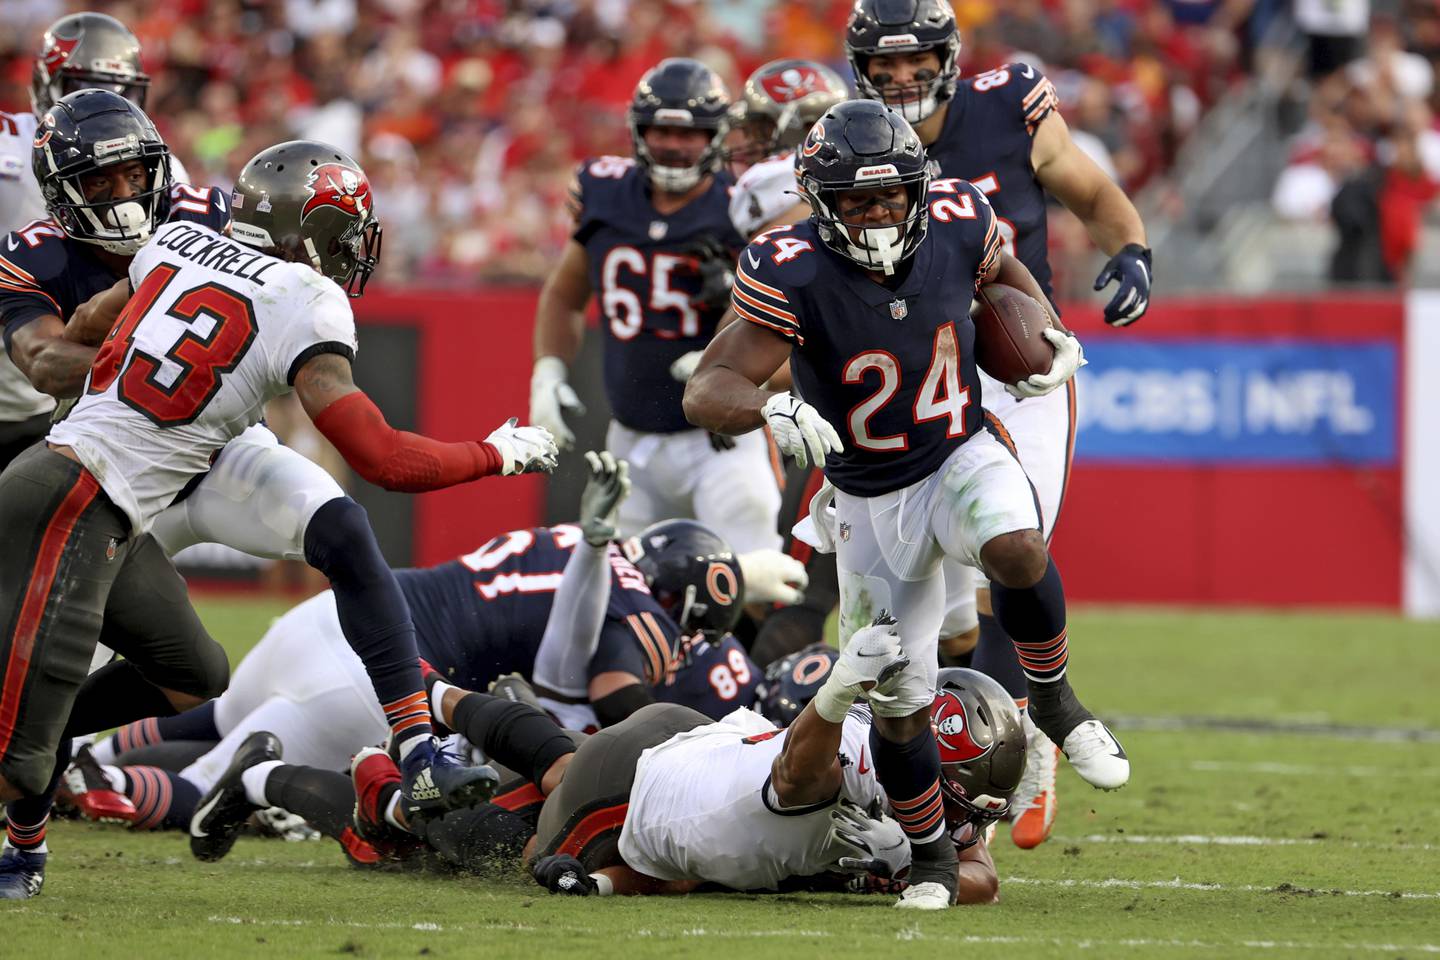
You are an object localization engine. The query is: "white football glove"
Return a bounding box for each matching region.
[1006,328,1086,399]
[762,392,843,469]
[812,612,910,722]
[486,418,559,475]
[828,799,910,879]
[738,549,809,606]
[529,356,586,450]
[669,350,705,383]
[579,450,630,546]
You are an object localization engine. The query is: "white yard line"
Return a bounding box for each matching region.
[1005,875,1440,899]
[204,916,1440,953]
[1054,833,1439,852]
[1187,759,1440,778]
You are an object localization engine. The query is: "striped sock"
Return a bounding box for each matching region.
[1014,629,1069,684]
[124,766,200,831]
[383,692,433,760]
[889,778,948,845]
[5,816,47,852]
[990,558,1070,686]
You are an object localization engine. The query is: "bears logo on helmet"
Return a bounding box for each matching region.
[301,163,372,221]
[760,66,824,103]
[801,121,825,158]
[932,689,992,764]
[706,561,739,606]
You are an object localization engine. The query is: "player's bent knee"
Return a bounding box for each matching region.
[304,497,383,581]
[2,757,52,799]
[980,530,1048,589]
[174,638,230,701]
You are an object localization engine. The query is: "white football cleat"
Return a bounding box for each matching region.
[896,881,952,910]
[1061,719,1129,790]
[1010,713,1059,849]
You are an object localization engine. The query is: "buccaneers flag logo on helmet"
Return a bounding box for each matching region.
[760,66,823,103]
[301,163,372,221]
[931,690,992,763]
[39,35,81,79]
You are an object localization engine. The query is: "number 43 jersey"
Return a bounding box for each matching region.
[732,180,1002,498]
[49,220,358,534]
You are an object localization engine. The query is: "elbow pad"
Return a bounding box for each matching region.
[591,684,654,728]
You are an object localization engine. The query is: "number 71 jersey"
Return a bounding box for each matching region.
[732,179,1002,497]
[49,220,358,534]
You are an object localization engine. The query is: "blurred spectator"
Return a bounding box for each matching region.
[0,0,1258,287]
[1272,118,1367,220]
[1293,0,1369,80]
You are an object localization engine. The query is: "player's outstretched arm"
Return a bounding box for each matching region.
[531,240,592,449]
[8,314,100,398]
[66,279,131,347]
[295,352,558,491]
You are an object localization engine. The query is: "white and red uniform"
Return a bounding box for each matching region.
[619,707,904,890]
[49,219,353,538]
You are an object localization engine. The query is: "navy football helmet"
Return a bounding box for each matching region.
[623,520,744,639]
[756,643,838,728]
[31,13,150,119]
[796,99,930,276]
[930,668,1025,845]
[33,89,171,256]
[846,0,961,124]
[628,58,731,194]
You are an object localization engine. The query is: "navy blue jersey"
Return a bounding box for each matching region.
[732,181,1002,497]
[0,183,232,352]
[571,157,744,433]
[399,524,683,695]
[654,634,761,719]
[927,63,1060,310]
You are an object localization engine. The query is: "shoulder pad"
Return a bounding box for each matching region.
[732,224,817,344]
[967,62,1059,135]
[167,183,232,233]
[572,155,639,231]
[0,220,71,286]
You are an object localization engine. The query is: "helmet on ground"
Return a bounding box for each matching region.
[756,642,839,727]
[930,668,1026,844]
[623,520,744,639]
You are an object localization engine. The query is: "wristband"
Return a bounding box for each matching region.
[811,674,857,724]
[590,873,614,896]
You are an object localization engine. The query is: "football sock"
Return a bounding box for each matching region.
[990,558,1069,686]
[97,701,221,765]
[868,723,947,847]
[241,760,285,808]
[62,661,178,738]
[123,766,200,830]
[4,739,69,854]
[971,612,1029,708]
[417,805,531,872]
[303,498,432,751]
[259,764,355,841]
[450,692,578,790]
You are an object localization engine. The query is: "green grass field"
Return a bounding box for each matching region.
[9,599,1440,959]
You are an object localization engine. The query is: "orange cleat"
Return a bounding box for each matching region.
[1009,716,1058,850]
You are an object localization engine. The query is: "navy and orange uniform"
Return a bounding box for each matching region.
[926,63,1060,310]
[571,156,743,433]
[654,634,761,719]
[732,181,1002,497]
[0,183,232,352]
[398,524,682,694]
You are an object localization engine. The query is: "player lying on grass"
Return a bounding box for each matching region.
[65,455,774,832]
[188,625,1023,907]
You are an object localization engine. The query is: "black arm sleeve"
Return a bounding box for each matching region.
[591,683,655,728]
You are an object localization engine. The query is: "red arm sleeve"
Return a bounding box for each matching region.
[311,390,503,492]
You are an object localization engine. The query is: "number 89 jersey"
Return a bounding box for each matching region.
[49,220,358,534]
[572,156,743,434]
[732,179,1002,497]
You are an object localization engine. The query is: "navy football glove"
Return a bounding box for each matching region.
[1093,243,1152,327]
[533,854,597,895]
[679,236,736,310]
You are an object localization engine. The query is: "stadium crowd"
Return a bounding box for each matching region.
[2,0,1267,291]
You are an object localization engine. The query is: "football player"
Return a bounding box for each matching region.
[683,101,1129,908]
[76,458,757,834]
[0,123,554,897]
[845,0,1152,849]
[0,12,191,473]
[528,58,782,557]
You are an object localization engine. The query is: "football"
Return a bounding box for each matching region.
[972,283,1055,385]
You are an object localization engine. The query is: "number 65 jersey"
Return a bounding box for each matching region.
[731,179,1002,498]
[49,220,358,534]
